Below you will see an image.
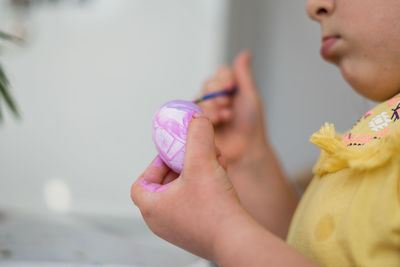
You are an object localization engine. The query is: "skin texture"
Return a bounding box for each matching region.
[132,115,318,266]
[198,52,298,239]
[132,0,400,265]
[306,0,400,101]
[132,115,244,260]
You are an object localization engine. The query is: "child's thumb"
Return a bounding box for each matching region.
[233,51,256,94]
[183,113,219,173]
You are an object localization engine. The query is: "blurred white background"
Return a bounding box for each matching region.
[0,0,373,266]
[0,0,229,217]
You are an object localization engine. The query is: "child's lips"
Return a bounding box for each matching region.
[320,36,340,58]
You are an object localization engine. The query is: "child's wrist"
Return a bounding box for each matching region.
[212,209,267,266]
[228,140,272,173]
[211,209,251,263]
[212,210,318,267]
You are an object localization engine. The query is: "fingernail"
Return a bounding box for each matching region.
[192,112,209,120]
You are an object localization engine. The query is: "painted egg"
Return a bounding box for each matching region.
[152,100,202,173]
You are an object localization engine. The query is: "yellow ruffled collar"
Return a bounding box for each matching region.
[310,93,400,177]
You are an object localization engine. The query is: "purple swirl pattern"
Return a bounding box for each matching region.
[152,100,202,173]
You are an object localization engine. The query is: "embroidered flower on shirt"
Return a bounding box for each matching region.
[344,128,390,147]
[387,97,399,106]
[368,112,391,131]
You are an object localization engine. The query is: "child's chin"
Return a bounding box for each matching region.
[350,80,399,102]
[351,84,395,102]
[339,58,400,101]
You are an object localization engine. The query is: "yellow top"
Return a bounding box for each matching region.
[287,94,400,267]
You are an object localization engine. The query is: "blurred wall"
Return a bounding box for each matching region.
[0,0,229,217]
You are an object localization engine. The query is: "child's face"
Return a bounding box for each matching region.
[306,0,400,101]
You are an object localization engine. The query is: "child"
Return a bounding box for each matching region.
[131,0,400,266]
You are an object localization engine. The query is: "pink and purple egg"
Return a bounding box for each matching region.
[152,100,202,173]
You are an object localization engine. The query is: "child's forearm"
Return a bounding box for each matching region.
[228,142,299,239]
[213,211,320,267]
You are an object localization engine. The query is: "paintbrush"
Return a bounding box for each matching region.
[194,87,238,104]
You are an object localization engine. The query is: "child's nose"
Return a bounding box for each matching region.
[306,0,335,22]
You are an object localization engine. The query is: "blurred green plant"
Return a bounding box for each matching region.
[0,30,21,123]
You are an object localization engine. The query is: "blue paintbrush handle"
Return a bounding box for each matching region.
[194,87,237,104]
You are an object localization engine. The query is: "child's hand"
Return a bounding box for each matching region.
[197,51,298,239]
[198,51,268,165]
[131,114,248,260]
[131,117,317,266]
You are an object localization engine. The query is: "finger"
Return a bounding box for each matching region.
[198,79,221,124]
[219,107,233,123]
[215,146,227,171]
[142,155,171,184]
[142,156,179,188]
[162,170,179,185]
[203,76,232,108]
[216,66,236,90]
[205,77,234,112]
[233,51,256,94]
[184,113,218,175]
[203,78,223,96]
[131,156,174,206]
[215,94,230,107]
[215,67,235,107]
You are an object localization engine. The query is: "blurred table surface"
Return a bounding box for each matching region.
[0,209,210,267]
